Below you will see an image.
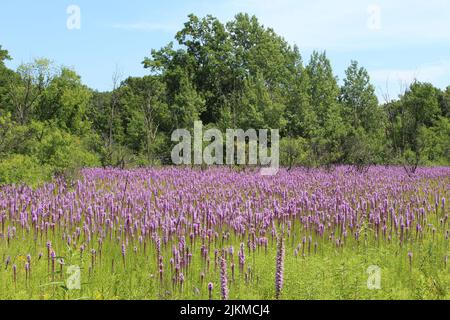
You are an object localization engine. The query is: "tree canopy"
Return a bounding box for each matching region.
[1,13,449,185]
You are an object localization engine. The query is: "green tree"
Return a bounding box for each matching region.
[340,61,385,166]
[306,51,347,165]
[386,82,442,171]
[0,112,40,157]
[119,76,170,164]
[0,45,16,110]
[36,124,100,176]
[144,13,299,131]
[285,47,312,137]
[0,45,11,64]
[175,14,233,124]
[7,58,53,124]
[237,73,286,130]
[280,136,312,169]
[341,61,379,130]
[439,86,450,118]
[37,67,92,134]
[418,116,450,165]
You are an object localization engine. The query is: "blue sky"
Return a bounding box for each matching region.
[1,0,450,100]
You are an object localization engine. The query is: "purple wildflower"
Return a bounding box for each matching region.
[275,236,285,300]
[208,282,213,300]
[219,254,229,300]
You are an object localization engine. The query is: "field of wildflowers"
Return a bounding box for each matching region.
[0,166,449,300]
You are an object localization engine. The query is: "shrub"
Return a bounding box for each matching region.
[280,137,314,169]
[0,154,51,186]
[36,127,101,176]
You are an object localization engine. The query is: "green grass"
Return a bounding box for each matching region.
[1,225,448,300]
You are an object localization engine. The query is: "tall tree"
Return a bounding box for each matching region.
[37,67,92,134]
[340,61,385,166]
[284,46,312,137]
[144,13,300,132]
[306,51,346,164]
[174,14,233,124]
[341,60,379,130]
[439,86,450,118]
[7,58,53,124]
[386,82,442,171]
[143,43,205,130]
[119,76,170,163]
[238,72,286,130]
[0,46,11,65]
[0,46,16,111]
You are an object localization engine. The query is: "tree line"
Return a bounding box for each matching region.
[0,13,449,185]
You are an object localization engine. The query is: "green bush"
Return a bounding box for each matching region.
[418,117,450,165]
[280,137,314,168]
[0,154,51,186]
[0,116,101,186]
[36,126,101,175]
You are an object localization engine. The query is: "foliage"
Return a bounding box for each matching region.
[0,13,449,185]
[280,137,313,168]
[386,82,447,169]
[0,154,51,187]
[36,124,100,175]
[0,113,99,185]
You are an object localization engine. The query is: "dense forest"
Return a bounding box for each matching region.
[0,13,449,185]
